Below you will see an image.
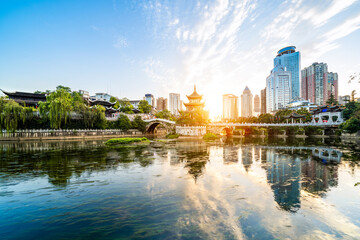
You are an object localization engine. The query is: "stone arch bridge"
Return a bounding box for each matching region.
[144,119,176,134]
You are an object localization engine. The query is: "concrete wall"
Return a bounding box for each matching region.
[176,126,206,136]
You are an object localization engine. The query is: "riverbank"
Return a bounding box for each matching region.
[0,129,143,141]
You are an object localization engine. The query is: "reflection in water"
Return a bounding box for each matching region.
[264,149,301,212]
[1,140,360,239]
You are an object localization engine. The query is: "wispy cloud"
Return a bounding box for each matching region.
[141,0,360,116]
[113,36,128,49]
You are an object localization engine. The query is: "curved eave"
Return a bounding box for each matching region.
[186,94,203,99]
[183,102,205,107]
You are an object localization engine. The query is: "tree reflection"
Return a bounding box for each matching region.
[0,141,155,187]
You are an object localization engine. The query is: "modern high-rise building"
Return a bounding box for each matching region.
[254,94,260,113]
[241,86,253,117]
[328,72,338,101]
[145,94,155,107]
[260,88,266,114]
[301,62,338,105]
[169,93,181,115]
[266,65,292,113]
[338,95,350,105]
[156,97,167,111]
[273,46,301,100]
[222,94,239,120]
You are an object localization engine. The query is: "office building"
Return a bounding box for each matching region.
[169,93,181,115]
[266,65,292,113]
[261,88,266,114]
[156,97,168,111]
[241,86,253,117]
[91,93,112,101]
[145,94,155,107]
[222,94,239,120]
[301,62,338,105]
[338,95,350,105]
[273,46,301,100]
[328,72,338,100]
[254,94,260,113]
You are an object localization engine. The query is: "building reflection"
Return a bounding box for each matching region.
[228,145,341,212]
[301,157,338,196]
[264,149,301,212]
[167,141,209,181]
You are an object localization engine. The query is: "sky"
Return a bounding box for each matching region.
[1,0,360,117]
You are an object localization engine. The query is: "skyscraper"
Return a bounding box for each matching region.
[261,88,266,114]
[273,46,300,100]
[169,93,181,115]
[254,94,260,113]
[145,94,155,106]
[156,97,167,111]
[301,62,338,105]
[327,72,338,101]
[266,64,292,113]
[241,86,253,117]
[222,94,239,120]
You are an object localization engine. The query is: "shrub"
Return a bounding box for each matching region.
[166,133,179,139]
[340,117,360,133]
[203,133,219,141]
[105,137,149,145]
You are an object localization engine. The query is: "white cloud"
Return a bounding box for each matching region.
[113,36,128,49]
[141,0,360,116]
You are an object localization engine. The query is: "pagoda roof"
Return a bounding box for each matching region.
[284,112,305,119]
[89,99,116,107]
[105,107,119,114]
[186,85,203,99]
[1,89,46,99]
[183,102,205,107]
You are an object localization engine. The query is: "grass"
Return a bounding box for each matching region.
[105,137,149,145]
[166,133,180,139]
[203,133,219,141]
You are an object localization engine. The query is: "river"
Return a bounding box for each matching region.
[0,137,360,239]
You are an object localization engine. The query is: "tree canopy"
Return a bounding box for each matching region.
[138,100,152,114]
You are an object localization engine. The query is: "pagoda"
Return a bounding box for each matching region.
[184,85,205,111]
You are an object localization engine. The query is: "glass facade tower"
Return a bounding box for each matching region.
[273,46,300,100]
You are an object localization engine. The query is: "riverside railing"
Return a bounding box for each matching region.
[0,129,143,139]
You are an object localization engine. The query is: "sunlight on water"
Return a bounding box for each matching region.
[0,138,360,239]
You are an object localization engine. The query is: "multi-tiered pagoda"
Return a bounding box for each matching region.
[183,85,205,111]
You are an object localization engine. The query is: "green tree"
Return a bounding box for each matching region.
[132,116,147,132]
[296,108,312,122]
[0,99,26,132]
[155,110,172,120]
[343,102,360,120]
[138,100,152,113]
[119,99,134,114]
[42,88,73,129]
[56,85,72,93]
[116,114,131,131]
[258,113,273,123]
[340,117,360,133]
[176,109,209,126]
[110,96,120,109]
[326,93,338,105]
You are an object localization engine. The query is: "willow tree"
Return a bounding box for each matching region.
[0,99,26,132]
[42,89,72,129]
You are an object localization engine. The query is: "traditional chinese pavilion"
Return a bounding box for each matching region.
[183,85,205,111]
[1,89,46,107]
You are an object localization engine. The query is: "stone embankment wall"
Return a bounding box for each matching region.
[176,126,206,136]
[0,129,143,141]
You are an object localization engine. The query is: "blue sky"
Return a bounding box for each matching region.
[1,0,360,116]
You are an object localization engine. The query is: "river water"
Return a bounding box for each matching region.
[0,138,360,239]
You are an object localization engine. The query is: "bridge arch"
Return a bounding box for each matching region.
[144,119,176,134]
[220,127,233,136]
